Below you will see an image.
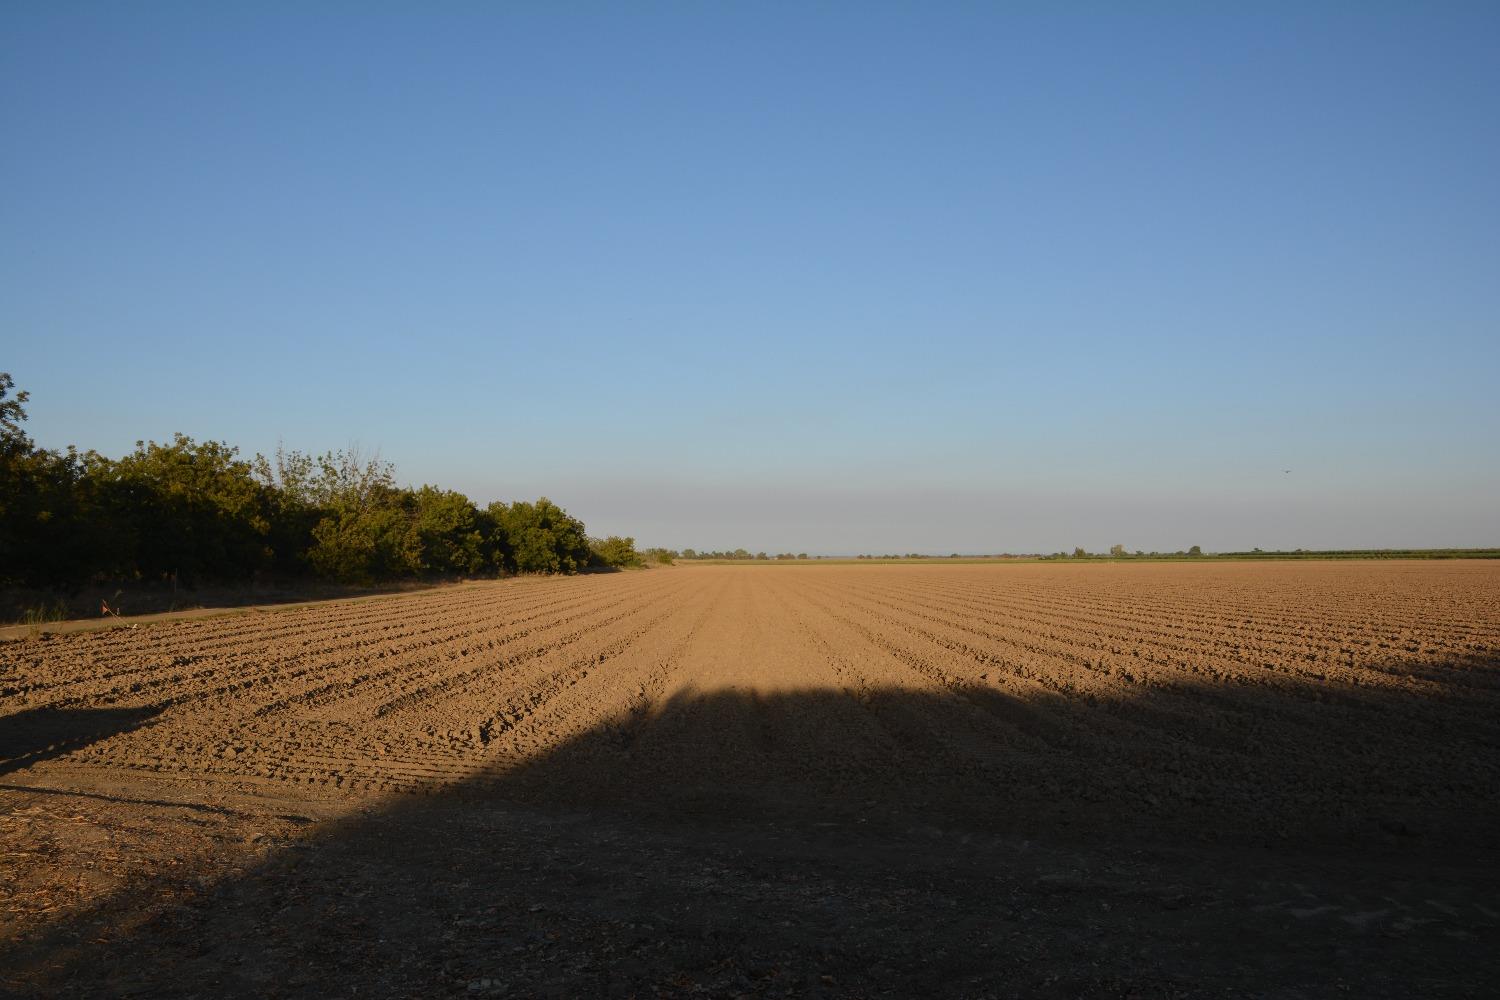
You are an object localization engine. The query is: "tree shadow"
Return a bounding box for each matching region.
[3,654,1499,997]
[0,706,161,778]
[493,674,1500,848]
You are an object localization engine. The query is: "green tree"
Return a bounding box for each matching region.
[0,376,97,586]
[0,373,29,455]
[591,535,643,569]
[96,435,277,583]
[492,497,591,574]
[0,373,633,589]
[1,374,58,584]
[307,498,416,582]
[1109,544,1127,557]
[1,445,107,588]
[276,447,413,583]
[412,487,487,575]
[1188,545,1203,556]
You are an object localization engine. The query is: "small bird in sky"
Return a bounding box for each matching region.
[1283,469,1292,474]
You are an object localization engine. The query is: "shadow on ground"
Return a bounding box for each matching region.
[4,654,1499,998]
[0,579,463,635]
[0,706,161,779]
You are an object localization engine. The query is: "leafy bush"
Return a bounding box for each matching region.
[96,435,277,583]
[591,535,643,569]
[307,500,416,582]
[412,487,488,576]
[492,498,591,574]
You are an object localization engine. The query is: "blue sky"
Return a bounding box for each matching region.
[3,3,1496,553]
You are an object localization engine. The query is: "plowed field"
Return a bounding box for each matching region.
[3,563,1498,997]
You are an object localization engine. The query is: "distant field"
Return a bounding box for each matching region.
[3,561,1497,996]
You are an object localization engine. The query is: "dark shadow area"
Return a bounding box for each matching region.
[0,706,161,778]
[490,671,1500,850]
[0,579,458,629]
[3,656,1498,998]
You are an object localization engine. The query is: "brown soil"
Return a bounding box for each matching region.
[2,562,1497,997]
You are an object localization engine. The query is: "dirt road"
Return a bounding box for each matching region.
[3,563,1497,996]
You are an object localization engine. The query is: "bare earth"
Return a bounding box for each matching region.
[2,562,1497,997]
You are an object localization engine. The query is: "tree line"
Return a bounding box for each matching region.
[0,373,647,589]
[679,550,809,560]
[1044,545,1203,559]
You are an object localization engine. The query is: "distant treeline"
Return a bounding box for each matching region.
[1211,548,1500,559]
[1041,546,1500,561]
[0,373,656,589]
[683,548,1500,563]
[680,550,809,561]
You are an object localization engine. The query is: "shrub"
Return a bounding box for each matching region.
[492,498,591,574]
[307,498,416,583]
[96,435,277,584]
[412,487,487,576]
[591,535,644,569]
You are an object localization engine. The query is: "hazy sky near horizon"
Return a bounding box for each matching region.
[4,4,1497,554]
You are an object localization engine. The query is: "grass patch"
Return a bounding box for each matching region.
[17,598,70,626]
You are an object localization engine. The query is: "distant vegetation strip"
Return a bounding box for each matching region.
[0,373,671,596]
[1192,548,1499,560]
[677,548,1500,563]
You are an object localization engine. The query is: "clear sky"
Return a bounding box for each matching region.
[3,3,1497,554]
